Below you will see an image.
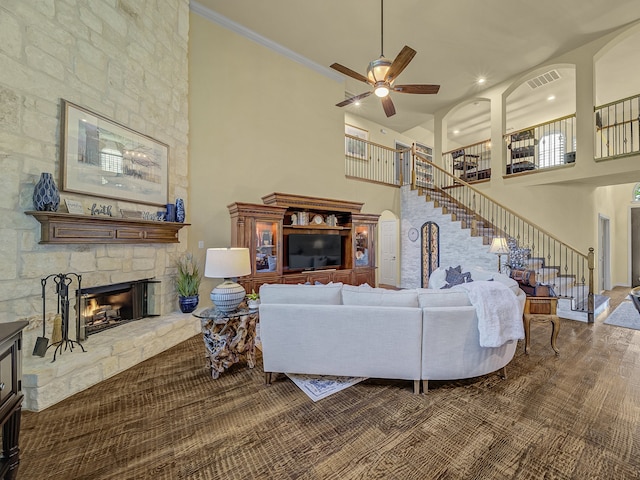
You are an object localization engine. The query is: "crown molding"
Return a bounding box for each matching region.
[190,1,343,83]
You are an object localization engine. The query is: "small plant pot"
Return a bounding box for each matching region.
[179,294,199,314]
[247,299,260,310]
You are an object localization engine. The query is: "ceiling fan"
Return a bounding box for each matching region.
[330,0,440,117]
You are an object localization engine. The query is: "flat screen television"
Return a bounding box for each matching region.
[288,234,342,270]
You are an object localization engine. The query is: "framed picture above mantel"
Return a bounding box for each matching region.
[61,99,169,206]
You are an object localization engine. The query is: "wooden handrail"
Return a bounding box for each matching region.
[443,139,491,156]
[503,113,577,140]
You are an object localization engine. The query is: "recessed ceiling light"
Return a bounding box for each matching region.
[477,77,486,85]
[354,101,360,106]
[453,130,460,135]
[547,95,556,101]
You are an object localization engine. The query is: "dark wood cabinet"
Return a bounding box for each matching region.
[0,321,27,480]
[228,193,380,289]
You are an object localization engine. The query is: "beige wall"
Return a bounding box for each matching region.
[595,183,637,287]
[188,13,400,294]
[0,1,190,328]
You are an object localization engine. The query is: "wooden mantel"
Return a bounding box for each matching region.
[25,211,189,244]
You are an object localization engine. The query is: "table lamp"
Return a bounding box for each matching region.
[204,247,251,312]
[488,237,509,273]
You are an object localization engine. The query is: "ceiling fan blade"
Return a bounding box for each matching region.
[381,95,396,117]
[385,46,417,82]
[393,84,440,94]
[336,91,373,107]
[330,63,371,84]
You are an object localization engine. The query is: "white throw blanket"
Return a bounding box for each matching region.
[455,281,524,348]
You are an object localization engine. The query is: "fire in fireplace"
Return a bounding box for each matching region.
[78,279,160,340]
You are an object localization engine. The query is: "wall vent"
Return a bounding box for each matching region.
[527,70,561,89]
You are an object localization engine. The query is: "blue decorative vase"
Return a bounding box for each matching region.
[175,198,185,223]
[165,203,176,222]
[179,294,199,314]
[33,172,60,211]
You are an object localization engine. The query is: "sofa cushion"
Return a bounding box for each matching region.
[342,285,419,307]
[417,288,472,307]
[259,283,343,305]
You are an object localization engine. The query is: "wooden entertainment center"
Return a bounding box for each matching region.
[228,193,380,292]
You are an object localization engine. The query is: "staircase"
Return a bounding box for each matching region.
[406,147,597,322]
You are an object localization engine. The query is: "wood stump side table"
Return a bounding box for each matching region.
[523,297,560,355]
[194,307,258,379]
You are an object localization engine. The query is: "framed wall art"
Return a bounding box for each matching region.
[61,99,169,206]
[345,124,369,160]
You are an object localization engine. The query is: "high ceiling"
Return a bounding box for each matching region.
[193,0,640,135]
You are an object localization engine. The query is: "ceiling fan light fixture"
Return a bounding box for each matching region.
[374,83,390,98]
[367,57,391,84]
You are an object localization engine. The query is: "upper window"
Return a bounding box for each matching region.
[634,183,640,202]
[538,132,565,168]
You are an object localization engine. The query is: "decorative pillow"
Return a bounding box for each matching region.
[427,267,448,289]
[441,265,473,289]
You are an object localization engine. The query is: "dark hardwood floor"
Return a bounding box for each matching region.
[19,287,640,479]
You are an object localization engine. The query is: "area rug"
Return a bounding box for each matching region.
[604,301,640,330]
[255,326,366,401]
[285,373,367,402]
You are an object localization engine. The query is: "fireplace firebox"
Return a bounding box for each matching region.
[78,279,160,340]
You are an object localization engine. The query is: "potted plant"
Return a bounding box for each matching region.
[246,289,260,310]
[176,253,202,313]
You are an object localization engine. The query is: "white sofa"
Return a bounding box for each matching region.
[259,267,526,394]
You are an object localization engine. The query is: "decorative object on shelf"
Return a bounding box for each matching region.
[33,172,60,212]
[312,214,324,225]
[205,247,251,312]
[156,211,166,221]
[89,203,113,216]
[61,99,169,206]
[120,209,143,219]
[176,252,202,314]
[326,214,337,226]
[488,237,510,273]
[290,213,297,225]
[408,227,419,242]
[141,211,158,221]
[298,211,309,225]
[165,203,176,222]
[64,199,84,214]
[175,198,185,223]
[246,289,260,310]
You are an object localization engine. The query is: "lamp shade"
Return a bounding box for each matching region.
[204,248,251,312]
[488,237,509,255]
[204,247,251,279]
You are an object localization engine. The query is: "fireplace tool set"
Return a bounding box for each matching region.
[33,272,86,361]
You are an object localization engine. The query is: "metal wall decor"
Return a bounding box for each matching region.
[421,221,439,288]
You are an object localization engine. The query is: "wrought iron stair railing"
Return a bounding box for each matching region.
[410,145,595,320]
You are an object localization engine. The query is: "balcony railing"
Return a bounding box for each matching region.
[411,147,594,320]
[595,93,640,159]
[443,140,492,183]
[344,134,410,186]
[503,114,576,174]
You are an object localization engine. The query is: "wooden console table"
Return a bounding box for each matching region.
[0,321,28,480]
[194,307,258,379]
[523,297,560,355]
